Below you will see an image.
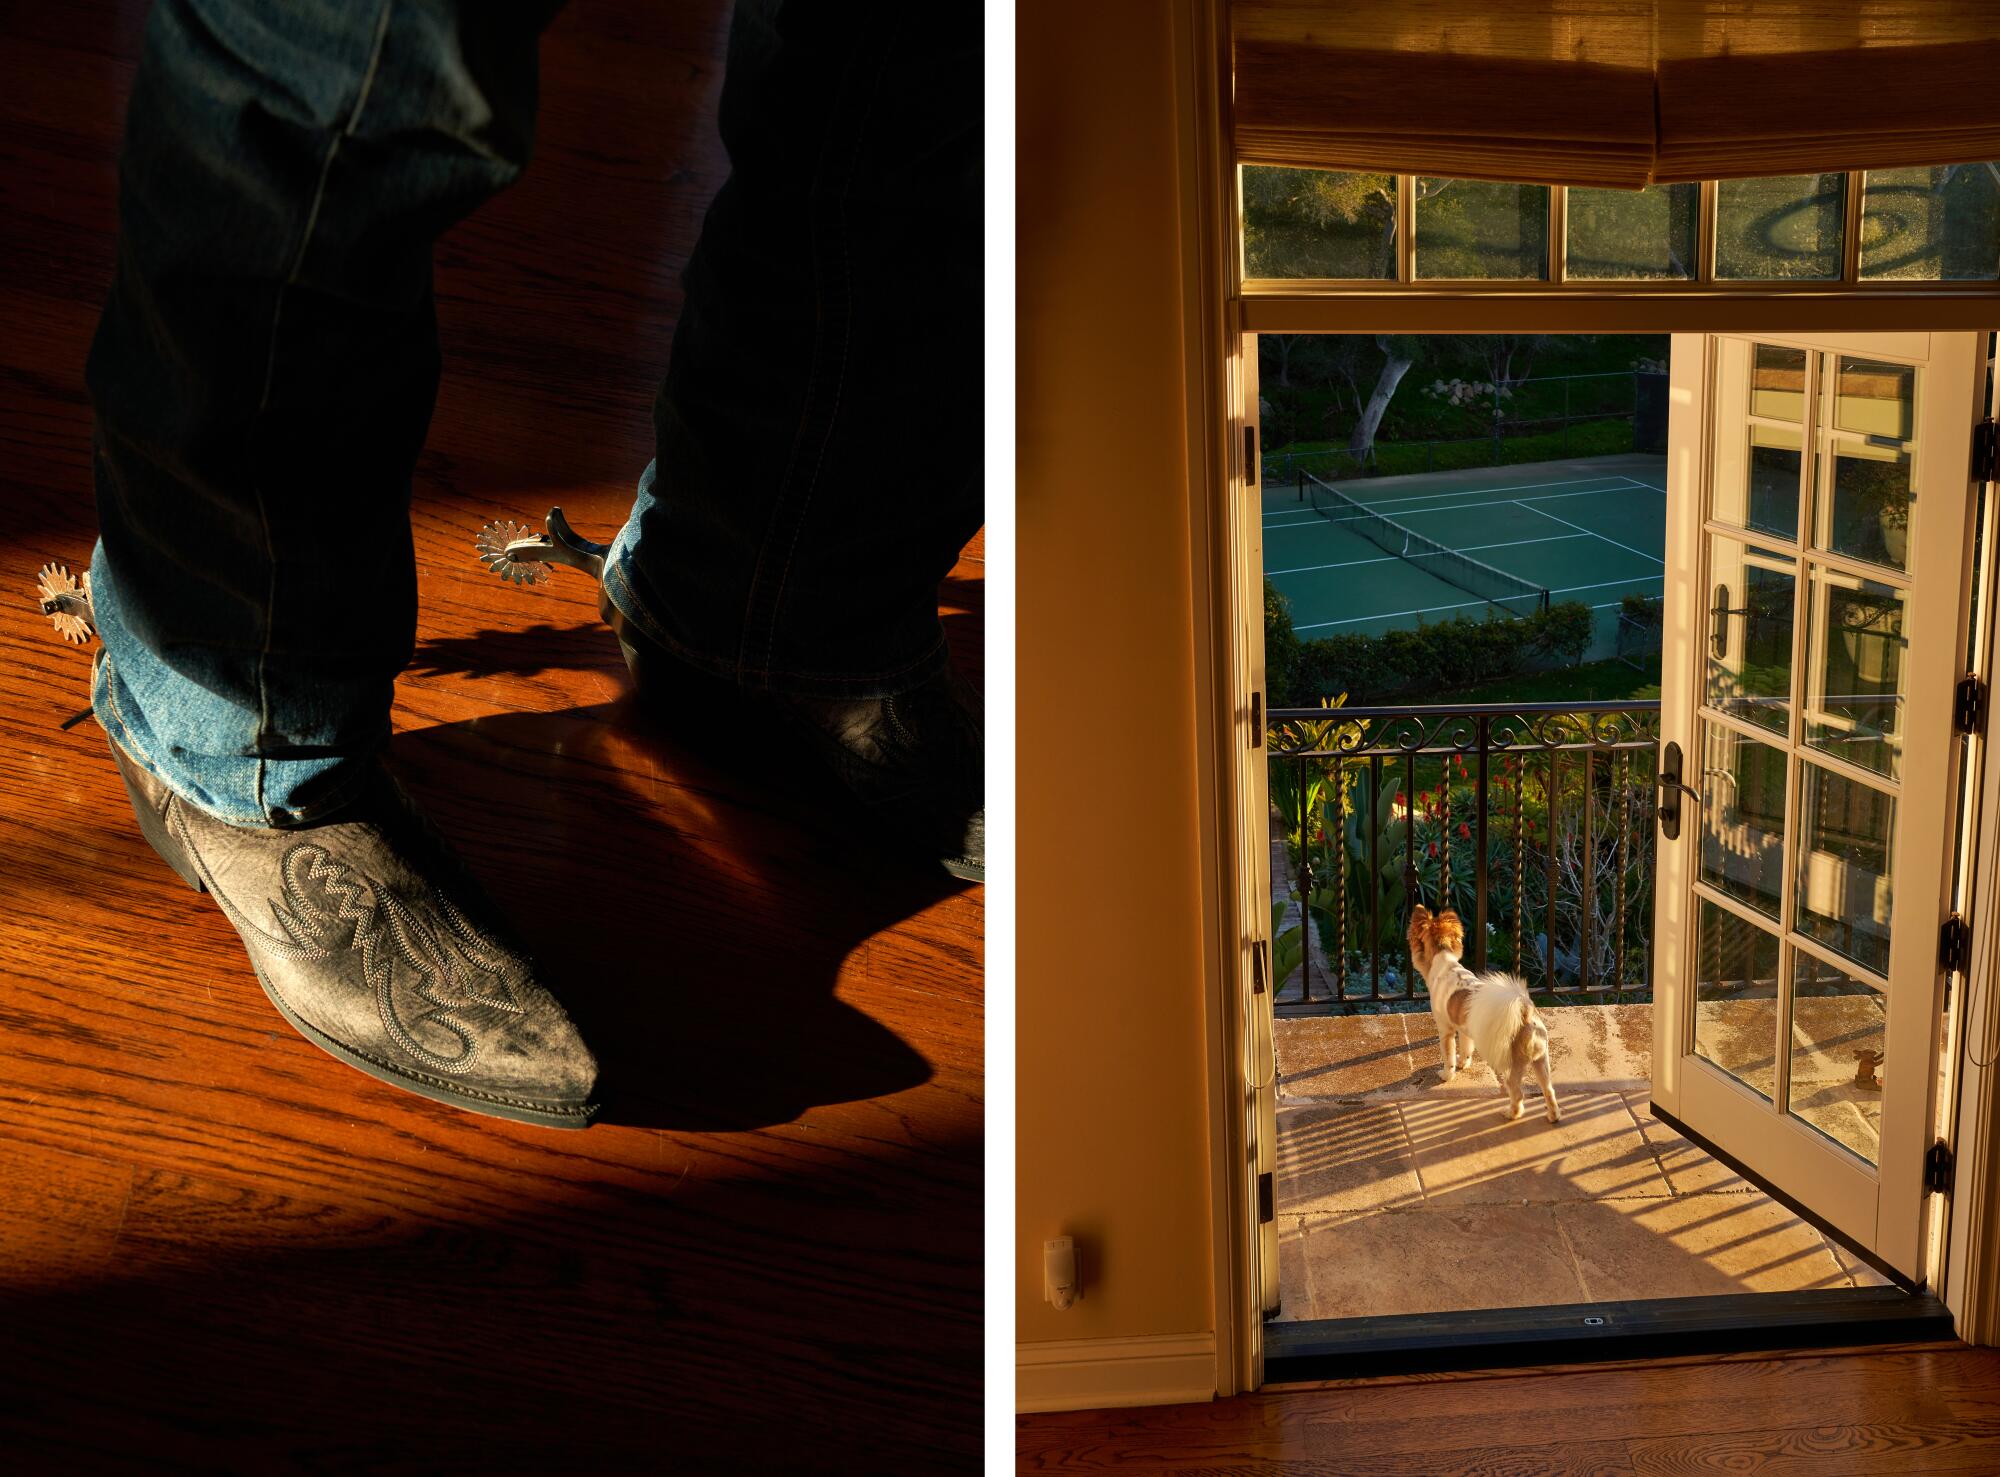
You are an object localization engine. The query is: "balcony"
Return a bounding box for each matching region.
[1267,703,1889,1320]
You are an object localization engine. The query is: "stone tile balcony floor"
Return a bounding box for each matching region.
[1273,1003,1890,1323]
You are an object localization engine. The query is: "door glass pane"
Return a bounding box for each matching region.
[1566,183,1698,280]
[1716,174,1847,280]
[1693,898,1780,1102]
[1752,344,1807,422]
[1816,444,1914,572]
[1705,536,1795,735]
[1860,164,2000,281]
[1804,565,1909,779]
[1787,950,1886,1167]
[1414,179,1549,279]
[1241,167,1399,279]
[1832,357,1916,439]
[1714,423,1803,539]
[1698,723,1788,921]
[1795,762,1895,976]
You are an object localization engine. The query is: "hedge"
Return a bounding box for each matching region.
[1272,595,1595,705]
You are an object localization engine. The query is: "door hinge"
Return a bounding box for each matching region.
[1975,417,1997,484]
[1955,675,1988,736]
[1252,938,1268,996]
[1257,1171,1274,1224]
[1940,914,1972,975]
[1245,424,1258,485]
[1250,691,1264,747]
[1926,1140,1955,1197]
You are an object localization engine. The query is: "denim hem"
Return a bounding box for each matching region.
[601,549,954,702]
[93,653,373,832]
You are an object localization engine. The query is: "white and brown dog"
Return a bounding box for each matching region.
[1408,904,1560,1123]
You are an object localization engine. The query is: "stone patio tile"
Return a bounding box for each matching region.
[1825,1235,1893,1289]
[1277,1013,1424,1099]
[1623,1092,1751,1194]
[1298,1203,1586,1318]
[1276,1217,1316,1321]
[1276,1103,1426,1215]
[1557,1192,1850,1300]
[1400,1091,1671,1205]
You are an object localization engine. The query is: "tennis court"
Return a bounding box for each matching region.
[1261,452,1668,653]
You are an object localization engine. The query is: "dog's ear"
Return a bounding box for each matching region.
[1407,905,1432,957]
[1431,909,1466,956]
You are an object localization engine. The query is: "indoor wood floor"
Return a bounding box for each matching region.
[0,3,981,1471]
[1017,1342,2000,1474]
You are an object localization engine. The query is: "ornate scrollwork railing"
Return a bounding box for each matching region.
[1267,701,1662,1015]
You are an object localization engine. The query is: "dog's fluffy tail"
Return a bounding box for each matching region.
[1509,992,1550,1068]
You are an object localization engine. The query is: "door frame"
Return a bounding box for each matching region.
[1170,0,2000,1396]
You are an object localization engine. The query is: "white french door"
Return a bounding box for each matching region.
[1652,331,1988,1283]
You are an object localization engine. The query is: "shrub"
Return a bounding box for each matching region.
[1264,580,1301,708]
[1286,600,1595,704]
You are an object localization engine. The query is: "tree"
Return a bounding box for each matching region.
[1348,335,1421,462]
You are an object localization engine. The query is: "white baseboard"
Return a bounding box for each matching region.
[1016,1331,1217,1413]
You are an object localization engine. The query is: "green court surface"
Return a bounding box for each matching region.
[1261,453,1667,653]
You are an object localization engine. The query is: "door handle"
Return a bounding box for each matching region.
[1657,740,1699,841]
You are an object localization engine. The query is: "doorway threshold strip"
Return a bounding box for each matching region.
[1264,1286,1950,1385]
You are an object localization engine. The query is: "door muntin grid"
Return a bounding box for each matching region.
[1689,339,1917,1170]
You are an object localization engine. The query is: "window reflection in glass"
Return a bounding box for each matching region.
[1804,566,1908,780]
[1716,174,1846,280]
[1816,443,1914,573]
[1713,424,1803,540]
[1414,179,1549,280]
[1699,723,1788,921]
[1566,184,1698,280]
[1693,899,1780,1102]
[1751,345,1807,423]
[1705,537,1795,735]
[1241,167,1399,280]
[1832,357,1916,440]
[1860,163,2000,281]
[1795,762,1895,977]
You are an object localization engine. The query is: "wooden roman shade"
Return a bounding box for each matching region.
[1233,0,2000,188]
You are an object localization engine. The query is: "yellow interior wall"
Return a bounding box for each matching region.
[1017,0,1218,1346]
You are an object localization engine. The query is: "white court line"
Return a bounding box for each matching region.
[1265,532,1589,577]
[1519,502,1665,565]
[1293,573,1662,630]
[1262,471,1628,522]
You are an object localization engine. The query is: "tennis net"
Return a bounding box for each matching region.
[1305,473,1550,620]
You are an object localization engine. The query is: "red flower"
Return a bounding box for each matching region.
[1458,822,1472,839]
[1394,792,1406,807]
[1314,827,1326,842]
[1426,842,1438,858]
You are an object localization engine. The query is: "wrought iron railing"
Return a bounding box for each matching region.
[1268,701,1662,1014]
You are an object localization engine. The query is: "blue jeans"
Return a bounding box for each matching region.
[88,0,982,827]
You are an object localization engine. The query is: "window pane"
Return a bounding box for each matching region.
[1716,174,1847,280]
[1714,423,1802,540]
[1816,442,1914,573]
[1241,167,1399,279]
[1565,183,1698,280]
[1795,762,1895,977]
[1414,179,1549,280]
[1699,722,1788,922]
[1693,898,1780,1102]
[1804,566,1908,780]
[1832,357,1915,440]
[1752,344,1807,423]
[1788,951,1885,1166]
[1860,163,2000,281]
[1706,537,1795,735]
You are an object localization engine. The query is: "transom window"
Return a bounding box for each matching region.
[1242,166,2000,288]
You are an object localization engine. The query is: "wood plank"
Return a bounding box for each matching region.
[1017,1345,2000,1473]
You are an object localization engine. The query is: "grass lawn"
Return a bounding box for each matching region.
[1429,657,1662,707]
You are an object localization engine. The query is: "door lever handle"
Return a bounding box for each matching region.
[1657,740,1698,841]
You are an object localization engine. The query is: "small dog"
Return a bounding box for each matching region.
[1408,905,1560,1123]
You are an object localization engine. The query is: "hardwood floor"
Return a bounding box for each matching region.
[1017,1342,2000,1474]
[0,3,981,1471]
